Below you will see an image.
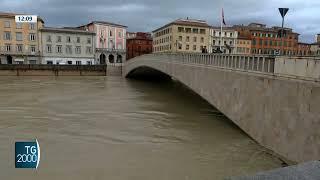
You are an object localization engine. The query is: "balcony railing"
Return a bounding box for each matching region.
[0,50,40,56]
[96,48,126,53]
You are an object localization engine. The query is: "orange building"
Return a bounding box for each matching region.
[234,23,299,55]
[126,32,152,60]
[236,37,251,54]
[0,12,44,64]
[297,43,311,56]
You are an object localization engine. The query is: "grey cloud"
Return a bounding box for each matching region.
[1,0,319,42]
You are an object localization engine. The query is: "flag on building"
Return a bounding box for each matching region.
[222,8,226,26]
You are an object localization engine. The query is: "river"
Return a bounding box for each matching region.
[0,76,282,180]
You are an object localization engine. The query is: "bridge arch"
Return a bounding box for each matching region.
[124,53,320,163]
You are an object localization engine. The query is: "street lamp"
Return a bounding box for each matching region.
[278,8,289,56]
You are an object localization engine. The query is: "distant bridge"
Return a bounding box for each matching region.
[124,53,320,163]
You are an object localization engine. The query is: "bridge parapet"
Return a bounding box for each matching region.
[127,53,320,82]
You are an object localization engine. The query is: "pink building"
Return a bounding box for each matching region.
[79,21,127,64]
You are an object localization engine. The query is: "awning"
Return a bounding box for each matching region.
[14,59,24,62]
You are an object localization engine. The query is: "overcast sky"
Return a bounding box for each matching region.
[1,0,319,42]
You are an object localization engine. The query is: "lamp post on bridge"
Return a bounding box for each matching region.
[278,8,289,56]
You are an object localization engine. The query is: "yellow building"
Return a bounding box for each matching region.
[236,37,251,54]
[152,19,210,53]
[0,12,44,64]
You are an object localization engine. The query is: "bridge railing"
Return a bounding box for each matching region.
[150,53,275,75]
[128,53,320,82]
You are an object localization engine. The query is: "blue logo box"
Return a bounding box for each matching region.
[15,140,40,169]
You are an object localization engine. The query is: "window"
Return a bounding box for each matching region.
[230,41,232,45]
[201,37,204,43]
[87,38,91,44]
[230,33,233,37]
[86,47,92,54]
[178,27,184,32]
[46,45,52,53]
[193,45,196,50]
[29,23,35,30]
[186,36,189,42]
[76,37,80,43]
[30,45,36,53]
[29,33,36,41]
[17,44,23,52]
[75,46,81,54]
[213,40,215,45]
[16,23,22,29]
[259,39,263,45]
[109,30,113,36]
[224,32,227,36]
[178,36,182,41]
[193,37,197,42]
[4,32,11,40]
[193,28,198,33]
[86,61,92,65]
[67,36,71,43]
[178,43,182,50]
[67,61,72,65]
[57,36,61,42]
[47,61,53,65]
[185,28,191,33]
[16,32,23,41]
[5,44,11,51]
[66,45,72,54]
[200,29,205,34]
[76,61,81,65]
[56,45,62,53]
[4,21,10,28]
[186,44,189,50]
[118,31,122,38]
[47,35,51,42]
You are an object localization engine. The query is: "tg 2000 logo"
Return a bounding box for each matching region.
[15,139,40,169]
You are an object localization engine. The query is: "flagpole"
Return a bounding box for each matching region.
[220,8,223,52]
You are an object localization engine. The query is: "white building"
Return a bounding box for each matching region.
[39,27,96,65]
[209,27,238,54]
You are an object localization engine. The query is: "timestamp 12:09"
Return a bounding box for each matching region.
[15,15,37,23]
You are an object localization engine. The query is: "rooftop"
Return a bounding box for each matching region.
[80,21,127,28]
[152,18,210,32]
[233,23,299,35]
[39,27,95,35]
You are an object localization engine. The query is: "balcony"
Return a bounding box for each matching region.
[0,50,40,56]
[95,48,126,53]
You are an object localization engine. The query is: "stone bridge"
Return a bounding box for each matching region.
[124,53,320,163]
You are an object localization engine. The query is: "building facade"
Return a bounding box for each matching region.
[234,23,299,55]
[126,32,152,60]
[39,27,95,65]
[310,34,320,56]
[152,19,210,53]
[236,37,251,54]
[296,43,311,56]
[209,27,238,53]
[79,21,127,65]
[0,12,44,64]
